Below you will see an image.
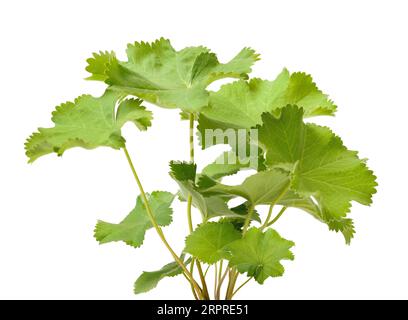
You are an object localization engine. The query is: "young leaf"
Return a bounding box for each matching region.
[97,38,259,112]
[226,228,295,284]
[94,191,174,248]
[184,222,241,264]
[258,105,377,242]
[25,91,152,162]
[198,169,291,206]
[199,68,336,132]
[134,255,191,294]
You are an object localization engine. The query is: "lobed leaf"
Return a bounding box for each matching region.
[226,228,295,284]
[258,105,377,243]
[184,222,241,264]
[25,91,152,162]
[134,255,191,294]
[197,68,336,142]
[94,191,174,248]
[88,38,259,112]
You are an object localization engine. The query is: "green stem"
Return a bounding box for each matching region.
[123,147,202,298]
[231,277,253,298]
[189,259,199,300]
[186,113,210,300]
[203,264,211,278]
[217,264,228,300]
[214,262,218,300]
[242,205,255,235]
[196,259,210,300]
[186,113,194,233]
[225,269,236,300]
[189,113,195,161]
[263,205,274,228]
[264,206,287,229]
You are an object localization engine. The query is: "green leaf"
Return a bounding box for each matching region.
[184,222,241,264]
[85,51,116,81]
[198,169,291,206]
[221,202,261,231]
[134,255,191,294]
[103,38,259,112]
[25,91,152,162]
[169,161,256,221]
[94,191,174,248]
[200,68,336,130]
[278,191,356,244]
[226,228,295,284]
[258,105,377,242]
[116,98,152,130]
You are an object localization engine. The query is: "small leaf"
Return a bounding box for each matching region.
[134,255,191,294]
[226,228,295,284]
[94,191,174,248]
[185,222,241,264]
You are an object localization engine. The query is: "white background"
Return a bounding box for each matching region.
[1,0,407,300]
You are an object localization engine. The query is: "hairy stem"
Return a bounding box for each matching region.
[123,146,202,298]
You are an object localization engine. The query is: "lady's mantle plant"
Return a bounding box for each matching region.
[25,38,377,300]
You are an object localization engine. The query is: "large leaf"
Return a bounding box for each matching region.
[258,105,377,242]
[198,68,336,134]
[184,222,241,264]
[88,38,259,112]
[94,191,174,248]
[134,255,191,294]
[198,169,291,206]
[25,91,152,162]
[226,228,295,284]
